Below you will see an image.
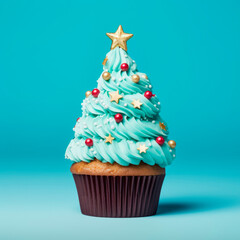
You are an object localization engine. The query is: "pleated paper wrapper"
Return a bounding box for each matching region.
[73,174,165,217]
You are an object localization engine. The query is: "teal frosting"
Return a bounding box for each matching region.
[65,47,176,167]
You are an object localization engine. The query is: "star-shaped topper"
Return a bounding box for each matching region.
[106,25,133,51]
[131,99,143,109]
[137,144,148,154]
[159,122,167,131]
[105,134,115,144]
[109,90,123,104]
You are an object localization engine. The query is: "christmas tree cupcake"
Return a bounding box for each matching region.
[66,26,176,217]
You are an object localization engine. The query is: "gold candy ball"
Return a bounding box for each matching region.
[102,72,111,80]
[131,74,140,83]
[168,140,176,149]
[85,91,92,98]
[142,74,148,79]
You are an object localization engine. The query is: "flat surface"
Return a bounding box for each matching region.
[1,157,240,240]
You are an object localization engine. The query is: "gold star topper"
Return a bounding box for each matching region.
[106,25,133,51]
[131,99,143,109]
[159,122,167,131]
[105,134,115,144]
[109,90,123,104]
[137,144,148,154]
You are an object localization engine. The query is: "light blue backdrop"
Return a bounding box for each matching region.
[0,0,240,239]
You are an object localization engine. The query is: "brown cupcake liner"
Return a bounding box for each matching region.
[73,174,165,217]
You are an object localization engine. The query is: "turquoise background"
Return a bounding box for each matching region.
[0,0,240,239]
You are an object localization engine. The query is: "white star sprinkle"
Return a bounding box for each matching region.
[131,99,143,109]
[137,144,148,153]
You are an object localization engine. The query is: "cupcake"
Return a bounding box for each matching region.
[65,25,176,217]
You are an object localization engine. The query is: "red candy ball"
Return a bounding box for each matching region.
[92,88,100,98]
[85,138,93,147]
[114,113,123,123]
[120,63,129,71]
[156,136,165,146]
[76,117,80,122]
[144,91,153,99]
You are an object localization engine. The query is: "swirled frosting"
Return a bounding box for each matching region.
[66,47,176,167]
